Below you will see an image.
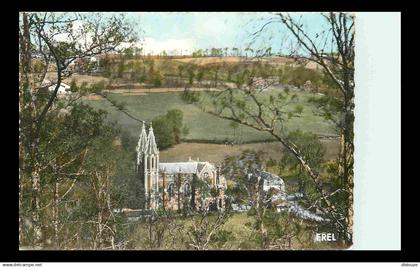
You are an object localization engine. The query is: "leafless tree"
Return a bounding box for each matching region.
[198,12,354,244]
[278,12,355,243]
[187,209,230,250]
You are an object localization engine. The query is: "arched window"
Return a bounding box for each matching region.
[203,172,210,183]
[184,182,191,197]
[145,156,149,170]
[168,183,175,199]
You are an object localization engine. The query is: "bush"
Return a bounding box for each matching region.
[70,79,78,92]
[181,88,201,104]
[152,70,163,87]
[210,229,234,248]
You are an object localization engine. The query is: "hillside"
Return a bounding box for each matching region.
[81,91,337,145]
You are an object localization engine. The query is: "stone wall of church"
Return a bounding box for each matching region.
[156,172,225,211]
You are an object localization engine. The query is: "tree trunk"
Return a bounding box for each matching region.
[97,174,104,249]
[105,170,116,249]
[19,168,23,246]
[31,162,42,248]
[340,131,354,244]
[255,180,268,249]
[109,198,116,250]
[52,181,60,248]
[340,86,354,244]
[20,11,42,248]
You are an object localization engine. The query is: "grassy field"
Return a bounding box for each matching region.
[82,91,337,143]
[159,140,339,165]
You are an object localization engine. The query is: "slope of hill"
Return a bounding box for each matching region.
[82,91,336,144]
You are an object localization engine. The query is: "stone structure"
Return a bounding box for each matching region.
[136,122,226,211]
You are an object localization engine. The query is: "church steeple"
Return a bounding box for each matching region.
[136,121,148,165]
[136,121,160,210]
[146,122,159,155]
[145,122,159,209]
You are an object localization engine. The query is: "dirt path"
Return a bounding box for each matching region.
[80,94,105,101]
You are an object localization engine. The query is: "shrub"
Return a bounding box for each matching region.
[181,88,201,104]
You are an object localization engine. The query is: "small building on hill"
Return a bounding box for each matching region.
[43,79,71,95]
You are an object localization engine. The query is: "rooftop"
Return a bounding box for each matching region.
[159,161,211,174]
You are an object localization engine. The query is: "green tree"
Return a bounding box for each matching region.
[70,79,78,92]
[152,109,188,150]
[153,69,163,87]
[196,67,204,87]
[182,87,201,104]
[280,130,326,204]
[186,64,196,85]
[151,115,174,149]
[117,60,125,79]
[177,65,185,78]
[99,55,112,78]
[19,12,136,248]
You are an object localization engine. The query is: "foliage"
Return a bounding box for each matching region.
[152,109,188,150]
[280,130,325,175]
[181,87,201,104]
[19,11,136,249]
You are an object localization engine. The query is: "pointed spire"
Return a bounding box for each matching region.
[146,122,159,155]
[136,121,148,165]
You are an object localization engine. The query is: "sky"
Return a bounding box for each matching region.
[124,12,332,55]
[43,12,333,56]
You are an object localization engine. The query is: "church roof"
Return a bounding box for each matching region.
[159,162,212,174]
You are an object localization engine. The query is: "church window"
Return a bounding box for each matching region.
[184,182,191,197]
[168,183,175,199]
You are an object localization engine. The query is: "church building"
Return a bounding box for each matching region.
[136,122,226,211]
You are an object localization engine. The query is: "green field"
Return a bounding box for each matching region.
[159,140,339,164]
[82,91,336,143]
